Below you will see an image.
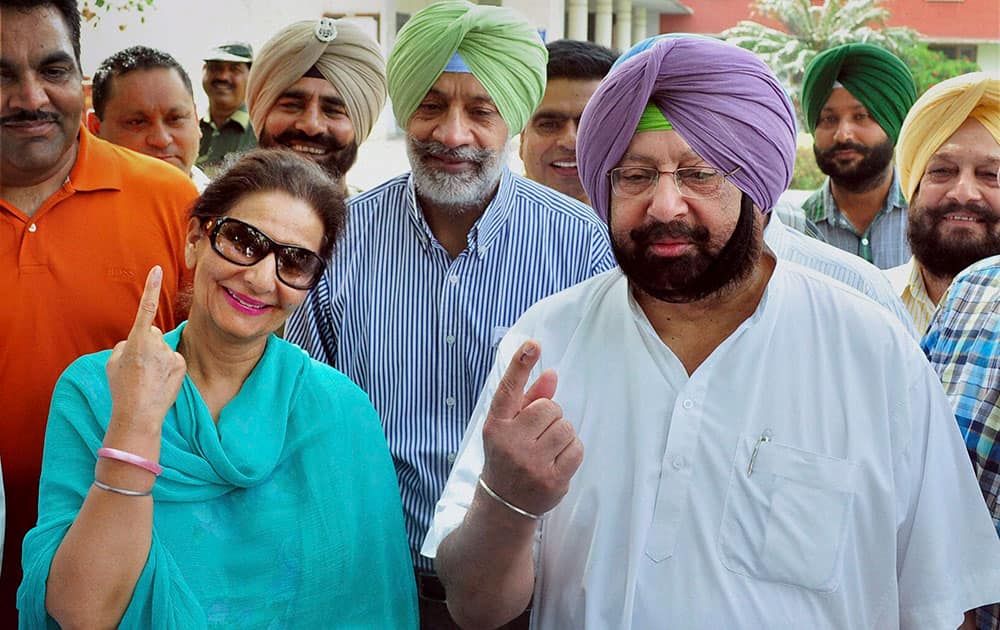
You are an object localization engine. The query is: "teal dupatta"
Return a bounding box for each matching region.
[19,323,417,628]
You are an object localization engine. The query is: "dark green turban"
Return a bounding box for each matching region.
[386,0,547,136]
[801,43,916,144]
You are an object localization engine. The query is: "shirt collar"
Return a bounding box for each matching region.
[813,169,907,229]
[68,125,123,193]
[200,103,251,131]
[902,257,934,309]
[404,168,516,258]
[762,207,787,252]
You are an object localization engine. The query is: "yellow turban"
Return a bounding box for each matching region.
[247,18,387,144]
[386,1,547,137]
[897,72,1000,202]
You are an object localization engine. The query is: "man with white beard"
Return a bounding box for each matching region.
[284,3,614,627]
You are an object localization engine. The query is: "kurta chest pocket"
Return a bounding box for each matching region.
[718,433,858,592]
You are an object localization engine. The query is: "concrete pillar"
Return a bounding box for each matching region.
[632,6,648,43]
[502,0,565,42]
[614,0,632,51]
[595,0,613,48]
[567,0,588,41]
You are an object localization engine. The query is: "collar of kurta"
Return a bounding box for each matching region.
[404,166,516,258]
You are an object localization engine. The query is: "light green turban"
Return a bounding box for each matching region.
[801,43,916,145]
[386,0,547,137]
[896,72,1000,202]
[247,18,387,144]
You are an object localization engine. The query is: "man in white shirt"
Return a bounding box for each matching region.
[424,37,1000,629]
[887,72,1000,335]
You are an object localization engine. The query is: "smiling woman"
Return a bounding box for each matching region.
[18,150,419,628]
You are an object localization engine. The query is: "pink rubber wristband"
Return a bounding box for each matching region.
[97,447,163,476]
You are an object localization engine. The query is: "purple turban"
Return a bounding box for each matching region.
[577,37,797,222]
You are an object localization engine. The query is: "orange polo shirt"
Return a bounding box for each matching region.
[0,127,197,614]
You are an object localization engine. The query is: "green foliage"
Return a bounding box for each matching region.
[791,144,825,191]
[898,42,981,96]
[79,0,155,28]
[723,0,915,104]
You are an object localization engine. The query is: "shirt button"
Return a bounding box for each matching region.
[446,452,457,464]
[28,224,37,233]
[861,237,869,245]
[445,334,455,345]
[682,399,694,410]
[449,275,459,285]
[445,396,456,407]
[672,456,687,470]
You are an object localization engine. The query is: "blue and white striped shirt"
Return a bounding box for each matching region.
[286,169,615,568]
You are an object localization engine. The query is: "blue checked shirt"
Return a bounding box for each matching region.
[286,169,615,569]
[921,255,1000,630]
[802,171,910,269]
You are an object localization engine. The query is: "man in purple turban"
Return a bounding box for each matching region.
[422,37,1000,629]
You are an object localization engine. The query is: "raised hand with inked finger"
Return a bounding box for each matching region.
[434,340,585,628]
[105,265,187,439]
[46,266,188,625]
[479,340,584,520]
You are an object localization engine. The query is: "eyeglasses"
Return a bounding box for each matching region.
[204,216,326,290]
[607,165,741,199]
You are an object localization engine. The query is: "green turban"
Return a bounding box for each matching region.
[801,43,916,145]
[386,0,547,137]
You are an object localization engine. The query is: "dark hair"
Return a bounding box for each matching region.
[190,149,346,260]
[546,40,618,82]
[92,46,193,119]
[0,0,81,67]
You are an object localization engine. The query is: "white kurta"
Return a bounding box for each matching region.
[423,263,1000,629]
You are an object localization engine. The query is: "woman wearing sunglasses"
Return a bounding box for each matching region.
[19,150,418,628]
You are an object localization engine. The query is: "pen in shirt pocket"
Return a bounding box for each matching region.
[747,429,773,477]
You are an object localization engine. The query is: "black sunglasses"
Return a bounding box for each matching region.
[204,216,326,290]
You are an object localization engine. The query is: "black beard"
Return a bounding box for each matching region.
[814,138,894,193]
[259,128,358,180]
[611,192,761,303]
[908,199,1000,279]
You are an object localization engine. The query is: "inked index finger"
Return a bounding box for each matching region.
[488,340,541,421]
[130,266,164,336]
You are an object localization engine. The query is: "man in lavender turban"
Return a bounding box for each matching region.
[578,36,796,223]
[423,36,1000,629]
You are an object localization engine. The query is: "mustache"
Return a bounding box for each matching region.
[631,220,710,246]
[272,129,349,152]
[817,141,869,158]
[0,110,60,125]
[925,200,998,223]
[410,138,493,165]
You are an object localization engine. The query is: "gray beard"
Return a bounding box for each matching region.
[407,138,509,216]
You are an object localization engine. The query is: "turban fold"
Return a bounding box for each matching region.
[896,72,1000,202]
[247,18,387,144]
[801,43,916,145]
[578,37,797,221]
[386,0,547,136]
